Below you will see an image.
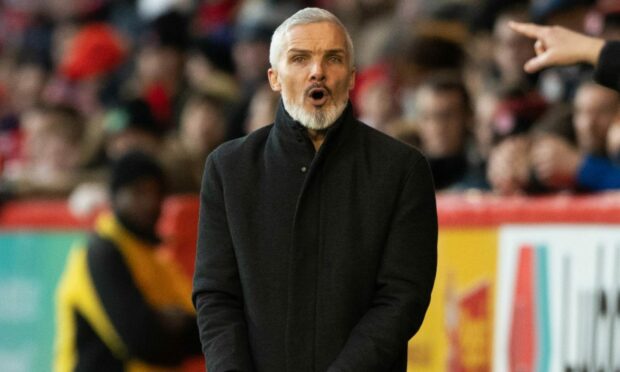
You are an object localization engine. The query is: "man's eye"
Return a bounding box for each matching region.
[328,55,343,63]
[292,56,306,63]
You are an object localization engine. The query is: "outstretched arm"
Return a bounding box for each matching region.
[508,21,605,72]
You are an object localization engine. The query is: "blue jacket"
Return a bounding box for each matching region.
[577,155,620,190]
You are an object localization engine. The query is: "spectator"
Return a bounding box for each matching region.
[489,79,620,193]
[492,5,537,89]
[407,74,488,191]
[487,134,532,195]
[490,86,549,143]
[530,81,620,190]
[103,98,163,161]
[391,31,466,120]
[472,90,499,162]
[11,61,48,114]
[70,97,181,217]
[0,59,49,173]
[244,82,280,134]
[1,105,88,198]
[572,81,618,156]
[185,39,239,102]
[126,10,189,130]
[485,86,549,194]
[162,93,228,193]
[54,151,202,371]
[607,114,620,162]
[352,63,400,133]
[225,4,284,140]
[44,22,128,116]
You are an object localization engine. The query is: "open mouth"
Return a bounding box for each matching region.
[308,88,328,106]
[311,90,324,100]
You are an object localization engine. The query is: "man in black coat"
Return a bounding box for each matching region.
[192,7,438,372]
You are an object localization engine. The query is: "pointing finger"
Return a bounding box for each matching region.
[509,21,546,40]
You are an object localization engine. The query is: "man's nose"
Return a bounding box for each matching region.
[310,60,325,81]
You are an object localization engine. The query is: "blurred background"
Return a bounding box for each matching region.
[0,0,620,371]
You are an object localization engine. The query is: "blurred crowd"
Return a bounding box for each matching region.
[1,0,620,212]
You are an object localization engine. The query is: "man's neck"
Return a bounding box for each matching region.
[306,128,328,151]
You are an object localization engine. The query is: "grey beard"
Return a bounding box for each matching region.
[282,95,347,130]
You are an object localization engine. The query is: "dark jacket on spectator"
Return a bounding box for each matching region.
[192,102,438,372]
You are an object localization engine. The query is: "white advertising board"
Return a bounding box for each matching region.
[494,225,620,372]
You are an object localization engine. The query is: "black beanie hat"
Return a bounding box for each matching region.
[109,151,165,195]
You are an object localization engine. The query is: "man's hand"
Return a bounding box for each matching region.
[508,21,605,73]
[531,135,583,189]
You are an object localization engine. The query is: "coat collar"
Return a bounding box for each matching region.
[272,99,355,153]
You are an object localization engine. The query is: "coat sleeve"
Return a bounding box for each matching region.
[328,155,438,371]
[594,41,620,92]
[192,153,255,372]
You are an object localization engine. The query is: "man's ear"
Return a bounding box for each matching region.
[348,67,356,90]
[268,68,281,92]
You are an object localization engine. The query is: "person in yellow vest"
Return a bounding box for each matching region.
[54,151,201,372]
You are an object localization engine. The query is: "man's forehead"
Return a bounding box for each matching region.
[283,22,348,51]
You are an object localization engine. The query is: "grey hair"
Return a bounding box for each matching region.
[269,7,355,70]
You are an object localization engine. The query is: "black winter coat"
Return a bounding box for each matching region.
[192,102,438,372]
